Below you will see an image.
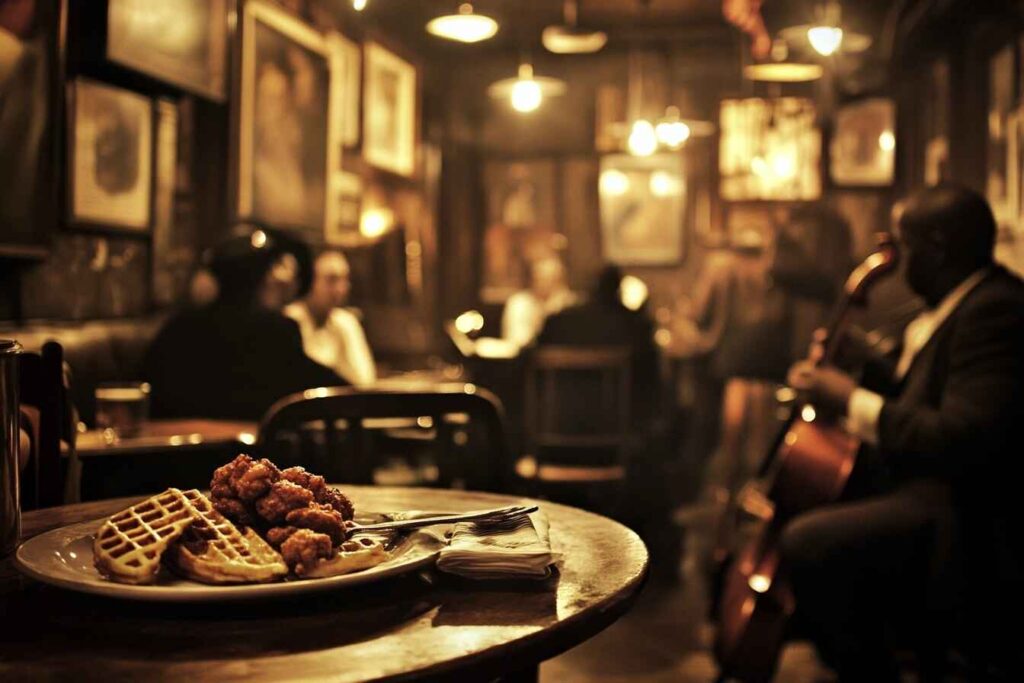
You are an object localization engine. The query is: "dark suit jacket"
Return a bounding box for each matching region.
[868,265,1024,613]
[143,304,344,421]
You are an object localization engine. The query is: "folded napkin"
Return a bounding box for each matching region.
[435,508,558,580]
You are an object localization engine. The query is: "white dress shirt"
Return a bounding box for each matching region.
[845,268,990,445]
[500,289,575,350]
[285,303,377,386]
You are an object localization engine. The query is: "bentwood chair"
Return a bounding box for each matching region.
[518,345,635,508]
[18,341,79,509]
[256,383,509,491]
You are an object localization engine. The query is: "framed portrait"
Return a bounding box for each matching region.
[599,154,686,266]
[830,98,895,187]
[107,0,229,101]
[238,1,339,239]
[68,79,152,231]
[987,44,1015,230]
[363,41,417,177]
[328,32,361,147]
[481,159,562,302]
[719,97,821,201]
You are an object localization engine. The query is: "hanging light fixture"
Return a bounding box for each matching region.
[488,62,566,113]
[542,0,607,54]
[655,106,691,149]
[352,0,368,11]
[426,3,498,44]
[778,1,872,58]
[743,39,823,82]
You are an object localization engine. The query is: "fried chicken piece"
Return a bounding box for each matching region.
[211,495,257,527]
[285,503,347,546]
[210,454,252,499]
[280,528,333,576]
[265,526,300,550]
[317,487,355,521]
[210,454,280,501]
[255,480,314,524]
[280,466,327,496]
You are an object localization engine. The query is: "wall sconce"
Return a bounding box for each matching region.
[360,207,394,239]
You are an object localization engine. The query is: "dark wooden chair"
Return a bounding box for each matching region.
[256,383,510,490]
[18,341,78,510]
[518,346,635,499]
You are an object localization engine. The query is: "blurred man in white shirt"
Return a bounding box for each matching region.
[501,256,575,351]
[285,251,376,386]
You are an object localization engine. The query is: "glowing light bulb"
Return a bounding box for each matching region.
[628,119,657,156]
[807,26,843,56]
[426,3,498,44]
[360,208,393,238]
[749,574,771,593]
[455,310,485,334]
[649,171,683,197]
[352,0,367,10]
[599,169,630,196]
[878,130,896,151]
[655,120,691,148]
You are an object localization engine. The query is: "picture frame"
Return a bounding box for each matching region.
[363,41,417,178]
[68,78,152,232]
[106,0,229,101]
[599,153,686,266]
[829,98,896,187]
[238,1,339,240]
[987,44,1015,230]
[328,32,361,148]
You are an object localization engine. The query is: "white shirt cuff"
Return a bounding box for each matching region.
[844,388,884,446]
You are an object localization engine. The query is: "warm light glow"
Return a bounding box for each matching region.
[352,0,367,11]
[542,25,607,54]
[599,169,630,196]
[628,119,657,156]
[743,62,823,82]
[807,26,843,56]
[751,156,768,176]
[510,64,542,112]
[749,574,771,594]
[801,405,817,422]
[426,3,498,43]
[769,150,798,180]
[360,208,393,238]
[655,119,691,149]
[455,310,485,334]
[878,130,896,151]
[620,275,649,311]
[649,171,683,197]
[250,229,267,249]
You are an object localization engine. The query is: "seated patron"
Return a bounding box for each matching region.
[782,185,1024,679]
[502,256,575,350]
[143,226,344,421]
[285,250,376,386]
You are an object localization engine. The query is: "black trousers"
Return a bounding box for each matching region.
[778,480,956,682]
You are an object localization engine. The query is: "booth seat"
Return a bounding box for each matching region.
[0,315,167,426]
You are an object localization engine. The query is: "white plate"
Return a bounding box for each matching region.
[15,518,441,602]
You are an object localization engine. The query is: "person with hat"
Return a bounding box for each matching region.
[143,225,345,421]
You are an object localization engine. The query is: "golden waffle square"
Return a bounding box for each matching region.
[93,488,197,585]
[303,536,389,579]
[169,490,288,584]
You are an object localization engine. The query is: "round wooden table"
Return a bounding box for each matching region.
[0,486,648,681]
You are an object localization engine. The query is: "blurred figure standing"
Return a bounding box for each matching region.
[285,250,376,387]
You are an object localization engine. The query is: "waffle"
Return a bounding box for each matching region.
[93,488,197,585]
[169,490,288,584]
[304,536,389,579]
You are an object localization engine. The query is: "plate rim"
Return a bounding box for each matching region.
[15,517,441,602]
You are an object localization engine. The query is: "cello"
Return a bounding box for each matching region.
[713,234,900,682]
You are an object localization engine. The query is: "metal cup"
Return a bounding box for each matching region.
[1,340,21,556]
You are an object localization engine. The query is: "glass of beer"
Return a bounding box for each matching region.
[95,382,150,439]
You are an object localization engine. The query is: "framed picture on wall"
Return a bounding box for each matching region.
[238,1,339,240]
[599,153,686,265]
[987,44,1015,230]
[68,79,152,231]
[328,32,361,147]
[107,0,229,101]
[830,98,895,186]
[363,41,417,177]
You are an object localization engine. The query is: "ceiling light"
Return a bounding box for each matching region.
[542,0,606,54]
[743,62,823,82]
[352,0,367,11]
[488,63,566,111]
[628,120,657,157]
[807,26,843,56]
[655,106,692,149]
[426,3,498,44]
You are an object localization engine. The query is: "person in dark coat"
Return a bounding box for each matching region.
[782,184,1024,680]
[143,226,344,421]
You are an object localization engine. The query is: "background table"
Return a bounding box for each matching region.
[1,486,648,681]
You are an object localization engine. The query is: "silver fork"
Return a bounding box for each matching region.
[349,504,538,534]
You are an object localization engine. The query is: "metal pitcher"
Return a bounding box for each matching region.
[1,339,21,556]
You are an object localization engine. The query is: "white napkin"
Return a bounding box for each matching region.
[435,508,558,580]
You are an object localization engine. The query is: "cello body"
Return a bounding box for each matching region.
[713,236,899,681]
